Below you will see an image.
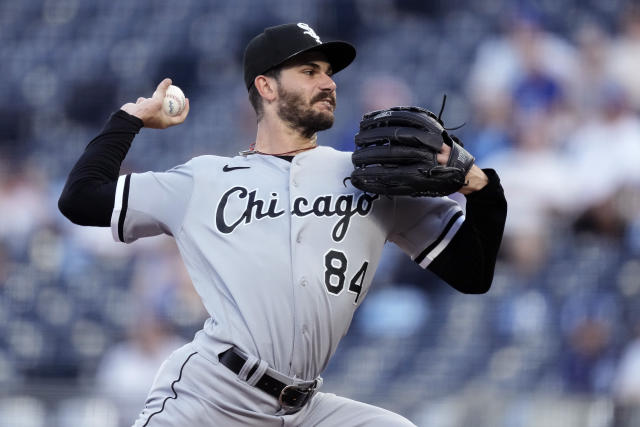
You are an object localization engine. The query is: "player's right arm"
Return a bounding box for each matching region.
[58,78,190,229]
[120,78,189,130]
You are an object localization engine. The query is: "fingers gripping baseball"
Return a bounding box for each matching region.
[120,78,190,129]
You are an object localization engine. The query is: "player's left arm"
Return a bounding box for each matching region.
[427,168,507,293]
[436,138,489,195]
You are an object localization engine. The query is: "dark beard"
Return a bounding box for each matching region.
[276,86,335,139]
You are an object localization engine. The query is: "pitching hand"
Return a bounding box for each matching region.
[120,78,189,129]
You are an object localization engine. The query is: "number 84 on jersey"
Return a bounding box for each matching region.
[323,249,369,305]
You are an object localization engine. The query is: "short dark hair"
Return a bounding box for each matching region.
[248,68,281,121]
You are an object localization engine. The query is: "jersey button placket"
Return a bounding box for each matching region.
[289,159,304,373]
[291,160,299,188]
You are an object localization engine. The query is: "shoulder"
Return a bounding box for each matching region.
[311,145,352,163]
[316,145,352,156]
[147,155,235,184]
[300,145,353,175]
[176,154,243,174]
[187,154,233,167]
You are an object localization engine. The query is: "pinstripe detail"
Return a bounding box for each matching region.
[414,210,463,265]
[117,174,131,242]
[142,351,198,427]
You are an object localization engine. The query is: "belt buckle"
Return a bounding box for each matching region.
[278,381,317,413]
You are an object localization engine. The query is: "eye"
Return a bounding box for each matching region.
[302,69,314,76]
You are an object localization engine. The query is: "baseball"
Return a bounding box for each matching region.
[163,85,186,117]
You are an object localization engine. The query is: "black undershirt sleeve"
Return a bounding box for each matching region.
[427,169,507,294]
[58,110,143,226]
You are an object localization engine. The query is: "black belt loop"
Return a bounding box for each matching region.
[219,348,259,379]
[218,347,317,413]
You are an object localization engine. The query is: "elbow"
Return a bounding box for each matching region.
[58,189,84,225]
[58,191,75,222]
[464,268,495,294]
[462,281,491,294]
[451,270,493,294]
[58,185,113,227]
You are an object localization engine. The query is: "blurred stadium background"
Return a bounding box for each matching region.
[2,0,640,426]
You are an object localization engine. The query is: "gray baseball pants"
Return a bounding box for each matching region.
[132,343,416,426]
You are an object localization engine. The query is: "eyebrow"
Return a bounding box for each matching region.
[300,61,333,75]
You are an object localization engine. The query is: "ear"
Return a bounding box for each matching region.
[255,75,278,102]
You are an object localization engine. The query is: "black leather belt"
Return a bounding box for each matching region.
[218,348,317,412]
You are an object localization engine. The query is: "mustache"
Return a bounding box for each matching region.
[311,93,336,107]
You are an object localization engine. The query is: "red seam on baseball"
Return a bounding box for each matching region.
[165,94,185,113]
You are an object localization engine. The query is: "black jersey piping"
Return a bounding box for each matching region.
[142,351,198,426]
[117,174,131,242]
[414,210,463,265]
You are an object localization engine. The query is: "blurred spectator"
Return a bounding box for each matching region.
[95,310,186,427]
[129,237,207,332]
[467,7,577,111]
[466,92,514,164]
[568,22,611,120]
[511,47,564,117]
[614,319,640,405]
[560,288,620,396]
[0,158,50,257]
[562,317,616,395]
[613,318,640,426]
[0,396,47,427]
[608,5,640,112]
[566,82,640,201]
[482,112,574,274]
[564,82,640,241]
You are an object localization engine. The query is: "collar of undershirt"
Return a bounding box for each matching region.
[275,155,294,162]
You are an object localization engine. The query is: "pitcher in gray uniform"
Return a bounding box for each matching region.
[59,23,507,426]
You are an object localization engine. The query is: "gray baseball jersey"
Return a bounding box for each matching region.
[111,145,463,381]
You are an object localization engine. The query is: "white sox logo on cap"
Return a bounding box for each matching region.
[243,23,355,89]
[297,23,322,43]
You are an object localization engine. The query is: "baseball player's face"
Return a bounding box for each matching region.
[274,53,336,138]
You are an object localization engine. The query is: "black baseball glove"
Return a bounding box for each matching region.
[350,105,475,197]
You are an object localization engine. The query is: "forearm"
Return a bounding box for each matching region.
[428,169,507,293]
[58,110,143,226]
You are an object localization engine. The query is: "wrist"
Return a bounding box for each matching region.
[119,103,147,125]
[459,165,489,195]
[115,110,144,129]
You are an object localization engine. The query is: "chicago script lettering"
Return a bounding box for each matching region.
[216,187,379,240]
[216,187,286,233]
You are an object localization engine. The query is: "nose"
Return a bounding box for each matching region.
[320,73,336,92]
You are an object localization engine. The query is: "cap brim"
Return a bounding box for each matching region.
[282,41,356,75]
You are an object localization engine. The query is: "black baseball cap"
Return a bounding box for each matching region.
[243,23,356,90]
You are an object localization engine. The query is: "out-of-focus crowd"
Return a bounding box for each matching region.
[2,0,640,426]
[467,7,640,276]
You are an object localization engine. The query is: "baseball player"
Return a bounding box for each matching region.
[59,23,507,426]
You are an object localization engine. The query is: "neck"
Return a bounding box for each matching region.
[253,115,317,155]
